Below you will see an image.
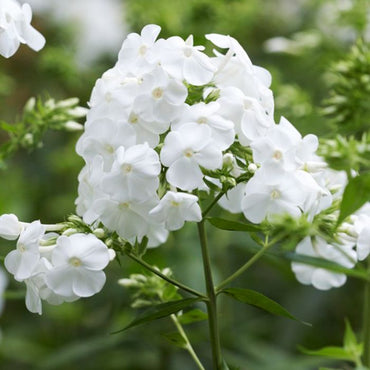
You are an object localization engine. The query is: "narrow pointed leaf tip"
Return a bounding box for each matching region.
[207,217,261,232]
[337,173,370,226]
[222,288,310,325]
[112,297,202,334]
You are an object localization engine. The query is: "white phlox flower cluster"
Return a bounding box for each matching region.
[0,215,114,314]
[74,25,370,291]
[0,0,45,58]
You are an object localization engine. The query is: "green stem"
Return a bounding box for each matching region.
[197,221,223,369]
[170,314,206,370]
[126,252,206,299]
[362,258,370,366]
[202,191,225,218]
[216,242,272,292]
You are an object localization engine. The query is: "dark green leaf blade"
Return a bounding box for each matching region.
[161,332,187,349]
[178,309,208,325]
[222,288,308,325]
[299,345,354,361]
[112,298,201,333]
[207,217,261,232]
[338,173,370,225]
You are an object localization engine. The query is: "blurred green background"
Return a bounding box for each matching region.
[0,0,369,369]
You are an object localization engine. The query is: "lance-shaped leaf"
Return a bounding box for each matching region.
[222,288,309,325]
[112,298,202,333]
[161,332,187,349]
[207,217,261,232]
[178,308,208,325]
[299,346,354,361]
[338,173,370,226]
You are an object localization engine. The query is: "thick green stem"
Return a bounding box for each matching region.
[362,259,370,366]
[126,252,206,299]
[171,314,206,370]
[197,221,223,369]
[216,242,272,292]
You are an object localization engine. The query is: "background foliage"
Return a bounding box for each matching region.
[0,0,369,368]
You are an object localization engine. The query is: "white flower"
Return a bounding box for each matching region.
[218,183,246,214]
[24,258,78,315]
[4,220,45,281]
[149,191,202,230]
[292,236,356,290]
[155,34,216,85]
[242,165,306,223]
[0,0,45,58]
[92,196,159,242]
[46,233,110,298]
[75,155,105,224]
[135,67,187,122]
[161,123,223,191]
[117,24,161,74]
[172,102,235,151]
[218,87,274,145]
[102,143,161,201]
[0,213,23,240]
[353,212,370,261]
[76,118,136,171]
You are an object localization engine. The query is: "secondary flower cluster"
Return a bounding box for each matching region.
[0,0,45,58]
[0,214,114,314]
[75,25,370,291]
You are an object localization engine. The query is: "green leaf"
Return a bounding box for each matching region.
[285,252,370,281]
[344,319,358,350]
[222,288,309,325]
[338,173,370,225]
[112,298,201,333]
[207,217,261,232]
[299,345,354,361]
[161,332,187,349]
[178,309,208,325]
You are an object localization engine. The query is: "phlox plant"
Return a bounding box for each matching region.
[1,1,370,369]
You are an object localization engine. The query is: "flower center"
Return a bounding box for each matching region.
[18,243,26,253]
[138,44,147,56]
[69,257,81,267]
[105,92,112,102]
[104,143,114,153]
[152,87,163,99]
[273,150,283,160]
[197,117,207,124]
[170,201,180,207]
[122,163,132,173]
[118,202,130,210]
[184,149,194,158]
[270,189,280,200]
[243,99,253,110]
[184,47,193,58]
[129,113,139,124]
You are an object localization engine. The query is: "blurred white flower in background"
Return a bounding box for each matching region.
[23,0,127,66]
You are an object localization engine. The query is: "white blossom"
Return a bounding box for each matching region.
[46,233,111,298]
[0,0,45,58]
[149,191,202,230]
[0,213,23,240]
[4,220,45,281]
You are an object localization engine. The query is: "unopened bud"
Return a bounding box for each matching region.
[248,163,257,173]
[93,228,105,238]
[64,121,84,131]
[24,97,36,112]
[62,228,77,236]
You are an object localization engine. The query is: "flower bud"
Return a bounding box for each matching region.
[0,214,23,240]
[248,163,257,173]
